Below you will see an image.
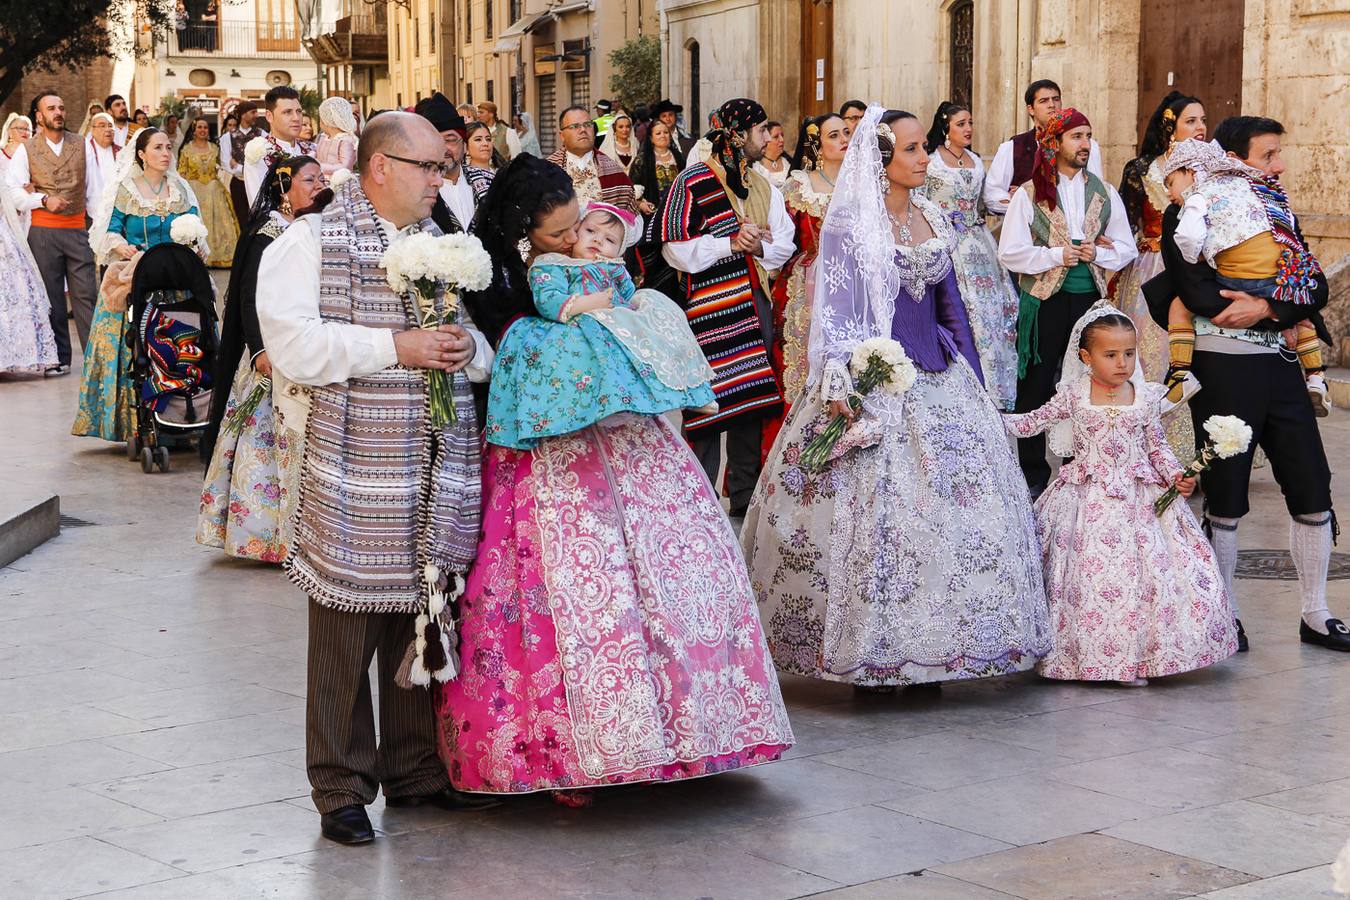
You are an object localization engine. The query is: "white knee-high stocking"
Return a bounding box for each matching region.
[1290,512,1333,633]
[1208,515,1241,617]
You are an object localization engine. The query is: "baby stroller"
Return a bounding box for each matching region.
[123,243,219,473]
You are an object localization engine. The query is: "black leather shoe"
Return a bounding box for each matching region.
[385,786,503,811]
[320,804,374,845]
[1235,618,1249,653]
[1300,618,1350,652]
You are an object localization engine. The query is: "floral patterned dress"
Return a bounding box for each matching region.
[177,142,238,267]
[437,284,794,793]
[1003,376,1238,681]
[743,203,1052,687]
[1111,156,1195,458]
[763,169,830,458]
[196,215,303,563]
[0,192,56,373]
[921,151,1019,410]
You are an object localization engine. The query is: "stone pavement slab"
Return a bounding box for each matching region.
[3,332,1350,898]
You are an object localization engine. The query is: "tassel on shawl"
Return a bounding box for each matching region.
[1016,289,1042,379]
[395,565,464,689]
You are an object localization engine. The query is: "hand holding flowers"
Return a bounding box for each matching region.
[1155,415,1252,515]
[799,337,917,472]
[170,213,209,255]
[381,232,494,428]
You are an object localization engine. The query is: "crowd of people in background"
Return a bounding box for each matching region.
[0,74,1342,843]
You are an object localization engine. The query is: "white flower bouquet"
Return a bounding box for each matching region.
[1155,414,1252,515]
[243,136,270,166]
[329,167,354,189]
[1333,836,1350,896]
[170,213,208,247]
[381,232,494,427]
[799,337,916,473]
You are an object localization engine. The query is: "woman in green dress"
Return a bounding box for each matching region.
[73,128,202,443]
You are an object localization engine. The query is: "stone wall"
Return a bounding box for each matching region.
[1243,0,1350,262]
[663,0,761,131]
[1323,252,1350,367]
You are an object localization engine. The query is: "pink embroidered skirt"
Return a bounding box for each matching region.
[437,413,794,793]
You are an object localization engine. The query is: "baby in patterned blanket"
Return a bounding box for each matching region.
[1160,138,1328,416]
[483,203,716,450]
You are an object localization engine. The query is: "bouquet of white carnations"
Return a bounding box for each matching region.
[170,213,209,252]
[1154,414,1252,515]
[243,136,271,166]
[1332,836,1350,896]
[329,168,354,189]
[798,337,917,473]
[381,232,494,427]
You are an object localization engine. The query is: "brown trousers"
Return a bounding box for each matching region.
[306,599,449,814]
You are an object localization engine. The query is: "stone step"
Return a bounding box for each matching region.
[1327,367,1350,410]
[0,492,59,569]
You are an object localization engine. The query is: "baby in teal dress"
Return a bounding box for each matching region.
[485,203,716,450]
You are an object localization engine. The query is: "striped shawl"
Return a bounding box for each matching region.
[660,161,782,433]
[286,180,483,614]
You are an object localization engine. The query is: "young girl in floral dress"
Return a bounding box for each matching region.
[1003,303,1239,685]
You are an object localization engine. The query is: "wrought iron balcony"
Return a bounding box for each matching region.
[307,13,388,66]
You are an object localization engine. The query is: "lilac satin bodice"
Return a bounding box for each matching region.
[889,248,984,381]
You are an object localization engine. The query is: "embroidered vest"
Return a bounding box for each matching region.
[231,126,262,166]
[1010,130,1038,190]
[27,131,87,222]
[1018,172,1112,300]
[490,121,511,161]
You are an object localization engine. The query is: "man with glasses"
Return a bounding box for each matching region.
[257,111,499,847]
[838,99,867,133]
[415,92,493,235]
[547,105,639,215]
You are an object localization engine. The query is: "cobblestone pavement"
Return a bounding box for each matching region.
[2,341,1349,900]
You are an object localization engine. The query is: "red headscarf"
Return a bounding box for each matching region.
[1031,107,1090,212]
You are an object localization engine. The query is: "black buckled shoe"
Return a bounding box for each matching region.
[320,804,374,845]
[1235,618,1249,653]
[1300,618,1350,652]
[385,786,503,811]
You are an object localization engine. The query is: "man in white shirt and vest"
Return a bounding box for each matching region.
[5,92,99,375]
[997,107,1136,496]
[256,112,499,846]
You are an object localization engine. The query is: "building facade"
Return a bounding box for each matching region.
[309,0,392,112]
[380,0,657,155]
[131,0,333,126]
[661,0,1350,261]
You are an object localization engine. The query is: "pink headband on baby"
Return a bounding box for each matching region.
[581,200,642,250]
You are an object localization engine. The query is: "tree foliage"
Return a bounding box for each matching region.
[608,34,660,113]
[0,0,171,109]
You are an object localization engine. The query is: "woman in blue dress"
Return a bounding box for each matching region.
[74,127,203,442]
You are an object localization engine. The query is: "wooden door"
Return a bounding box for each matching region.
[1136,0,1243,147]
[799,0,833,118]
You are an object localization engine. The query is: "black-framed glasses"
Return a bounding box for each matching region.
[382,152,452,177]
